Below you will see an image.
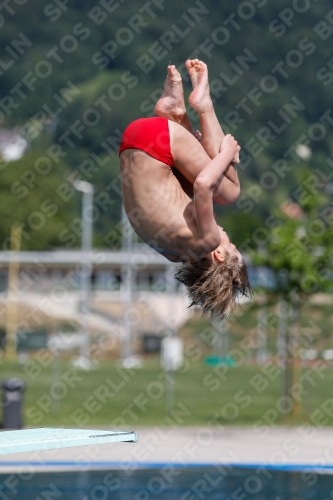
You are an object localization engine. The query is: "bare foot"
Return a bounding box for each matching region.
[154,65,186,122]
[186,59,212,114]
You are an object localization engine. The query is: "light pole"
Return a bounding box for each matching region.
[73,180,94,370]
[120,203,133,364]
[256,245,268,365]
[164,262,176,413]
[5,225,21,361]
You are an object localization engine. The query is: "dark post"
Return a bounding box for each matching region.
[2,378,25,429]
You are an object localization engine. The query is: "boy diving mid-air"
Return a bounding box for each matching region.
[119,59,252,319]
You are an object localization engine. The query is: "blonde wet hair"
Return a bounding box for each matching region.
[175,252,252,320]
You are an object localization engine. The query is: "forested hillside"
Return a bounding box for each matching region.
[1,0,332,249]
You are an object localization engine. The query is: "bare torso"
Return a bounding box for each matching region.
[120,149,201,262]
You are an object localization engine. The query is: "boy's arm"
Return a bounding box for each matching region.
[212,161,240,206]
[193,178,220,254]
[193,135,238,252]
[212,137,240,205]
[224,162,239,187]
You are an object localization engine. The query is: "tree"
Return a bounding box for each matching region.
[252,166,333,416]
[0,0,333,247]
[0,150,74,250]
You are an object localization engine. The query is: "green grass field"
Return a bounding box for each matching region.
[1,358,333,428]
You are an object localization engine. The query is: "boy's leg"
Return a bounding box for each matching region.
[155,62,240,204]
[186,59,239,164]
[168,120,240,206]
[185,59,239,188]
[155,61,238,166]
[154,64,199,198]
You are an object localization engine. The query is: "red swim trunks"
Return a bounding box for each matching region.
[119,117,174,167]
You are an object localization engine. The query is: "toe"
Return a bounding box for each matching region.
[170,66,182,81]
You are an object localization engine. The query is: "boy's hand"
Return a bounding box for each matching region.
[220,134,241,163]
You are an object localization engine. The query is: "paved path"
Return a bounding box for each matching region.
[1,426,333,473]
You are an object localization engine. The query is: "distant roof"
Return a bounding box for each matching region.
[0,248,170,268]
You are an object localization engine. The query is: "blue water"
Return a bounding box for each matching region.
[0,467,332,499]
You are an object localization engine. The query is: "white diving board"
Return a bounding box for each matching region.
[0,428,138,455]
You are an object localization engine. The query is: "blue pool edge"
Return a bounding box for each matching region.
[0,462,333,473]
